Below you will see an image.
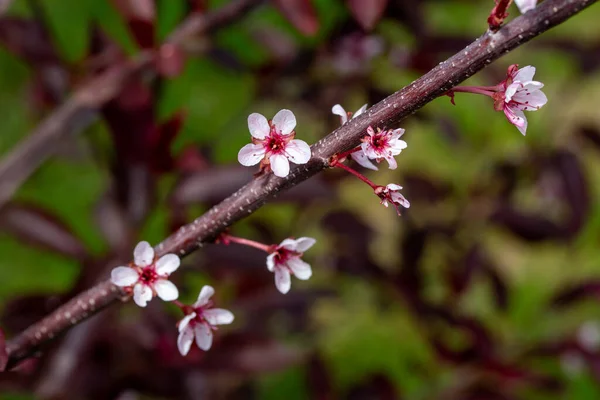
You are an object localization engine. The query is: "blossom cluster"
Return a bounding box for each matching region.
[110,234,317,356]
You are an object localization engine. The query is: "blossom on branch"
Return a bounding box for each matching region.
[110,241,180,307]
[358,126,407,170]
[267,237,316,294]
[515,0,537,13]
[332,103,367,125]
[495,65,547,135]
[238,109,311,178]
[177,285,234,355]
[375,184,410,215]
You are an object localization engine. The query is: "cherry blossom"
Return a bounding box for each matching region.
[495,65,547,135]
[331,103,380,170]
[359,126,407,170]
[375,184,410,215]
[515,0,537,13]
[110,241,180,307]
[267,237,316,294]
[177,285,234,355]
[237,109,311,178]
[331,103,367,125]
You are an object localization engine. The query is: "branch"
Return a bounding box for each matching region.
[5,0,596,369]
[0,0,265,210]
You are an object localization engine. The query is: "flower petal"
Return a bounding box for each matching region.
[133,283,153,307]
[351,152,378,171]
[287,257,312,280]
[155,254,180,275]
[270,154,290,177]
[274,267,291,294]
[279,238,299,250]
[512,89,548,110]
[385,155,398,170]
[248,113,270,139]
[386,184,403,191]
[294,237,316,252]
[177,325,195,356]
[194,323,213,351]
[204,308,235,325]
[391,192,410,208]
[194,285,214,308]
[154,279,179,301]
[504,106,528,135]
[178,312,197,333]
[110,266,139,287]
[266,253,276,272]
[331,104,348,124]
[238,143,266,166]
[272,109,296,135]
[354,104,368,118]
[285,140,311,165]
[391,139,408,153]
[513,65,536,82]
[134,241,154,267]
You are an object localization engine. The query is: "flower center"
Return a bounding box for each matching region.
[139,266,158,284]
[266,130,287,154]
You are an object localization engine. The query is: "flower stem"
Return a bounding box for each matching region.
[220,234,272,252]
[336,147,361,161]
[450,86,497,97]
[331,159,378,190]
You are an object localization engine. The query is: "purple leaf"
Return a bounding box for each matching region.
[346,0,388,31]
[272,0,319,36]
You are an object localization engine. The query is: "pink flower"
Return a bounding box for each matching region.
[515,0,537,13]
[267,237,316,294]
[375,184,410,215]
[237,109,311,178]
[358,126,407,170]
[495,65,547,135]
[177,286,234,355]
[111,241,180,307]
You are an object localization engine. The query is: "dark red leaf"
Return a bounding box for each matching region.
[111,0,156,48]
[0,328,7,371]
[272,0,319,36]
[346,0,388,31]
[155,44,186,78]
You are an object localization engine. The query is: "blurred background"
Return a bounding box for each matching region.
[1,0,600,398]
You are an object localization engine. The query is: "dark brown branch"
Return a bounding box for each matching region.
[0,0,265,210]
[5,0,597,369]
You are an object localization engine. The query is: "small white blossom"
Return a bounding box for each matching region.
[331,103,379,170]
[359,126,407,170]
[110,241,180,307]
[238,109,311,178]
[267,237,316,294]
[375,184,410,215]
[177,285,234,355]
[498,65,547,135]
[515,0,537,13]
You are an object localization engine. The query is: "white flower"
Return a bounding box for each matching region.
[266,237,316,294]
[500,65,547,135]
[375,184,410,215]
[358,126,407,170]
[237,109,311,178]
[331,103,367,125]
[331,103,379,170]
[177,285,234,355]
[110,241,180,307]
[514,0,537,13]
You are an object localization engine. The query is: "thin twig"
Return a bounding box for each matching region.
[0,0,265,210]
[4,0,597,369]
